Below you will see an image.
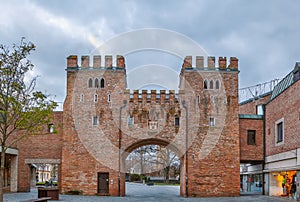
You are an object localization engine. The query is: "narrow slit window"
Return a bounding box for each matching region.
[209,80,214,89]
[174,116,180,127]
[94,94,98,102]
[100,78,105,88]
[209,117,215,126]
[204,80,208,89]
[95,78,99,88]
[93,116,98,125]
[128,115,134,126]
[216,80,220,89]
[108,94,111,102]
[88,78,93,88]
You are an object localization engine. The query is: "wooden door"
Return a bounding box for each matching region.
[97,172,109,194]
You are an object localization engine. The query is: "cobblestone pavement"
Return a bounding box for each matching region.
[4,182,295,202]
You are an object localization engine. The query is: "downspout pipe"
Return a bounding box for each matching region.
[262,104,266,195]
[182,100,188,197]
[119,100,127,197]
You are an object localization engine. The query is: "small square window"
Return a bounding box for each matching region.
[247,130,256,145]
[257,105,263,115]
[93,116,98,125]
[209,117,215,126]
[174,117,180,127]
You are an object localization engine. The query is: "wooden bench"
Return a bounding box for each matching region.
[38,187,59,200]
[22,197,52,202]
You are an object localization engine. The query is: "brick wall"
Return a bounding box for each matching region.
[17,112,63,192]
[265,80,300,156]
[239,118,264,162]
[239,94,271,114]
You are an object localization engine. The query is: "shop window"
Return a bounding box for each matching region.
[100,78,105,88]
[275,118,284,144]
[95,78,99,88]
[209,80,214,89]
[204,80,208,89]
[88,78,93,88]
[174,116,180,127]
[257,105,263,115]
[93,116,98,125]
[216,80,220,89]
[209,117,215,126]
[247,130,256,145]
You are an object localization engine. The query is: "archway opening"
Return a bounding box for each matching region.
[122,139,184,198]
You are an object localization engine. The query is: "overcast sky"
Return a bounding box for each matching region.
[1,0,299,104]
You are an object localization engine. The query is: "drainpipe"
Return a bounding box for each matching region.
[262,104,266,195]
[119,100,127,197]
[182,100,188,197]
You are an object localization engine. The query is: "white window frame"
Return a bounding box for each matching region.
[275,118,284,145]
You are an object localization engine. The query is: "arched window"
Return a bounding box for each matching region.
[209,80,214,89]
[95,78,99,88]
[88,78,93,88]
[100,78,105,88]
[216,80,220,89]
[204,80,208,89]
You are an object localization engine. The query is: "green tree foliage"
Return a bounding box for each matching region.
[0,38,57,201]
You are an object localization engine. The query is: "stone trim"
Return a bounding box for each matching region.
[25,159,61,164]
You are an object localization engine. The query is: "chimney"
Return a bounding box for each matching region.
[117,55,125,68]
[229,57,238,69]
[67,55,78,68]
[81,55,90,68]
[196,56,204,68]
[93,55,101,68]
[105,55,112,68]
[218,57,227,69]
[208,56,215,68]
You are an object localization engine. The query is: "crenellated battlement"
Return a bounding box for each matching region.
[66,55,126,69]
[124,89,181,103]
[182,56,238,70]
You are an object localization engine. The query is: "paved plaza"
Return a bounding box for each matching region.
[4,183,294,202]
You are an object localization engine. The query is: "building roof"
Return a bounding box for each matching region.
[270,71,294,100]
[239,114,263,120]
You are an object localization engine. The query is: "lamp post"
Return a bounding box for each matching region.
[182,100,188,197]
[118,100,127,197]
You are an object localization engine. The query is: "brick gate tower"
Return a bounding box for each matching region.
[62,55,240,197]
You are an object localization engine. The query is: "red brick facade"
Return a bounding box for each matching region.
[239,117,264,162]
[17,112,63,192]
[60,55,240,197]
[239,93,271,115]
[265,80,300,156]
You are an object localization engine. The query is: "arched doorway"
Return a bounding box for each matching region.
[122,138,185,197]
